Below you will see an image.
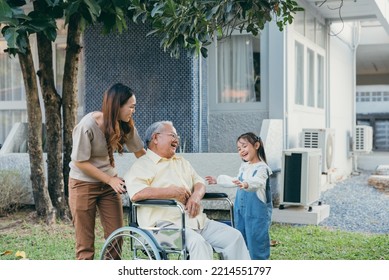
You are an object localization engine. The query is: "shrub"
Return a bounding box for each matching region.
[0,170,28,216]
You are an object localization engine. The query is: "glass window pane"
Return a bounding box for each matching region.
[306,14,315,43]
[217,35,259,103]
[295,42,304,105]
[383,92,389,101]
[0,42,25,102]
[317,54,324,108]
[307,48,315,107]
[55,43,66,96]
[0,110,27,146]
[294,11,305,36]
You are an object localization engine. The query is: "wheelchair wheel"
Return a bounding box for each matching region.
[100,226,164,260]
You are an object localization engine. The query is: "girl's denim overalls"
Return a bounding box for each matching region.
[234,170,272,260]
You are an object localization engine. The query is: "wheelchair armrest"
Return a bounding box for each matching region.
[135,199,177,206]
[203,192,228,199]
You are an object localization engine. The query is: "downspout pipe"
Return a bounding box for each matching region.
[351,22,361,172]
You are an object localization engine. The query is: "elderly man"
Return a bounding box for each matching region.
[124,121,250,260]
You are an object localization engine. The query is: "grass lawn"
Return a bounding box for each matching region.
[1,207,388,260]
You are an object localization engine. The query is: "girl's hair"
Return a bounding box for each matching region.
[237,132,267,163]
[102,83,135,167]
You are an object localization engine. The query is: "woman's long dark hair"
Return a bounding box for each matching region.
[237,132,267,163]
[102,83,135,167]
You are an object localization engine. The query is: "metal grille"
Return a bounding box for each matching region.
[83,21,205,152]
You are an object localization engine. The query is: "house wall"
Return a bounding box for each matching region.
[275,17,355,180]
[83,21,206,152]
[207,111,269,152]
[284,23,326,149]
[327,22,356,178]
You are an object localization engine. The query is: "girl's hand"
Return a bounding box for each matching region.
[205,176,217,185]
[232,179,248,189]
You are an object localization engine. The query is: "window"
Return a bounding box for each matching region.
[307,48,315,107]
[360,92,370,102]
[317,54,324,108]
[208,33,264,111]
[217,35,260,103]
[384,92,389,101]
[295,44,325,108]
[293,16,326,109]
[294,10,326,48]
[372,91,382,102]
[55,43,66,95]
[0,43,25,102]
[0,25,85,147]
[294,42,325,108]
[295,42,304,105]
[292,9,326,109]
[356,92,360,102]
[0,42,27,145]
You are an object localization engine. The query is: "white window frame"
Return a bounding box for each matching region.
[207,32,267,112]
[293,33,326,111]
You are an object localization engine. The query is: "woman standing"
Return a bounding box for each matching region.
[68,83,146,259]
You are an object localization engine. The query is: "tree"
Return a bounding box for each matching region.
[0,0,301,223]
[129,0,302,58]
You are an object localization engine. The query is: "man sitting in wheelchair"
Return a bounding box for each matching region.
[124,121,251,260]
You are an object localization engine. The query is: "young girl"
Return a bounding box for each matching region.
[205,132,272,260]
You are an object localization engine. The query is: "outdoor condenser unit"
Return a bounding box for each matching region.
[302,128,335,173]
[279,148,322,210]
[353,125,373,153]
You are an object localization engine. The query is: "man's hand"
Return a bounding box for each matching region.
[184,182,205,218]
[166,185,191,205]
[185,192,202,218]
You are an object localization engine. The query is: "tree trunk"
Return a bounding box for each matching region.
[62,13,83,198]
[17,35,56,225]
[36,30,70,220]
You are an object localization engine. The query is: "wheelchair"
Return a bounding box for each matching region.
[99,192,234,260]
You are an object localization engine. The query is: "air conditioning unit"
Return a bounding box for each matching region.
[354,125,373,153]
[279,148,322,210]
[302,128,335,173]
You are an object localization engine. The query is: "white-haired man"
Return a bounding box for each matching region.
[124,121,250,260]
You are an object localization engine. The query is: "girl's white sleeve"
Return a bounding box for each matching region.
[245,165,270,192]
[216,175,237,188]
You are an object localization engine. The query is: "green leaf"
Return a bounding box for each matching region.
[0,0,13,20]
[186,37,196,45]
[44,27,57,42]
[200,46,208,58]
[151,3,165,17]
[3,27,18,49]
[65,1,80,24]
[84,0,101,18]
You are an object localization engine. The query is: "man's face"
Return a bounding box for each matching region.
[154,124,180,158]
